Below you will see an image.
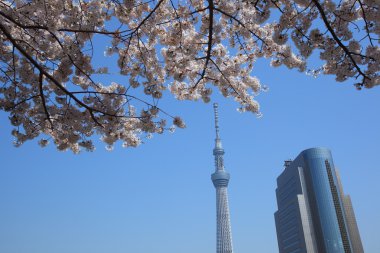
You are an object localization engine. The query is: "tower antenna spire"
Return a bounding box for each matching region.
[213,103,220,139]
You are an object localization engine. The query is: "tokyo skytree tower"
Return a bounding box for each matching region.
[211,103,233,253]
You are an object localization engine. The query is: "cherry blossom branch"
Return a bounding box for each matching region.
[71,90,174,118]
[46,30,98,87]
[0,22,123,126]
[356,0,374,46]
[38,72,53,128]
[0,10,120,35]
[193,0,214,88]
[311,0,369,84]
[214,7,267,45]
[8,95,39,110]
[209,58,243,100]
[120,0,165,38]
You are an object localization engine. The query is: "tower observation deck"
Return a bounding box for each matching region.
[211,103,233,253]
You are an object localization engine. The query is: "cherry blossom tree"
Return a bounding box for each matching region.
[0,0,378,152]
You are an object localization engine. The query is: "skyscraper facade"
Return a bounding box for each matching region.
[274,147,364,253]
[211,103,233,253]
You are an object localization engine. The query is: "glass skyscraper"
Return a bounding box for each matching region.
[274,147,364,253]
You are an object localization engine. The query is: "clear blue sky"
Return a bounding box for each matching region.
[1,44,380,253]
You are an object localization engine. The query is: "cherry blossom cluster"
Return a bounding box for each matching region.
[0,0,378,152]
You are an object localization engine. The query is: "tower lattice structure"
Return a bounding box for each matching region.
[211,103,233,253]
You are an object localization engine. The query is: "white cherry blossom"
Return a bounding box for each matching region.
[0,0,378,152]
